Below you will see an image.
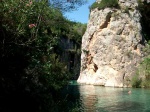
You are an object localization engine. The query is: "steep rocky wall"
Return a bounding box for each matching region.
[77,0,147,87]
[59,37,81,79]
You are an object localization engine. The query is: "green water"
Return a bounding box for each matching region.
[61,81,150,112]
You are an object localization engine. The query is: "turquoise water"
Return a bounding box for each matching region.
[62,81,150,112]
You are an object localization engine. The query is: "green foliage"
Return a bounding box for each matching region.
[140,56,150,79]
[123,6,130,14]
[137,0,145,11]
[58,20,86,44]
[0,0,85,111]
[90,0,119,10]
[131,73,142,88]
[40,54,70,90]
[136,1,150,88]
[132,55,150,88]
[49,0,87,12]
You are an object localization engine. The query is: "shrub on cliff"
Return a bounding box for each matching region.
[132,41,150,88]
[131,73,142,88]
[132,54,150,88]
[140,55,150,87]
[90,0,119,10]
[132,1,150,88]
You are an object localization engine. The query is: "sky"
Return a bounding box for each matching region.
[64,0,96,24]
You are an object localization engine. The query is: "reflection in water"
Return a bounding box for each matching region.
[62,82,150,112]
[98,101,144,112]
[79,85,97,112]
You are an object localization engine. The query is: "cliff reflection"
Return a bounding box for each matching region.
[62,82,149,112]
[79,85,97,112]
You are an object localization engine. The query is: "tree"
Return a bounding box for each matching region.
[49,0,88,12]
[0,0,86,111]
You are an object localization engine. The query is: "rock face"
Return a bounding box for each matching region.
[59,37,81,79]
[77,0,146,87]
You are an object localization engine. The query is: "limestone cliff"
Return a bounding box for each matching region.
[77,0,148,87]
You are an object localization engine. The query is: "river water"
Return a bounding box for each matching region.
[61,80,150,112]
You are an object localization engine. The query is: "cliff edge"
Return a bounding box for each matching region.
[77,0,148,87]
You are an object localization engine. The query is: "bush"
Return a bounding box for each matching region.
[0,0,83,111]
[90,0,119,10]
[131,73,142,88]
[140,56,150,87]
[132,55,150,88]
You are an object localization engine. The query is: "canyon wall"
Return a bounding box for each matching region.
[77,0,148,87]
[59,37,81,79]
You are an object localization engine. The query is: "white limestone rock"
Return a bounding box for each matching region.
[77,0,146,87]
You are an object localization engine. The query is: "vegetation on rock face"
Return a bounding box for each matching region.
[0,0,86,111]
[132,42,150,88]
[141,56,150,87]
[90,0,119,10]
[131,1,150,88]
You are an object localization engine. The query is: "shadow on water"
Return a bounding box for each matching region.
[60,82,99,112]
[58,81,81,112]
[59,81,150,112]
[1,80,150,112]
[0,92,39,112]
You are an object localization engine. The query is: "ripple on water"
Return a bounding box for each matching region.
[63,82,150,112]
[97,101,144,112]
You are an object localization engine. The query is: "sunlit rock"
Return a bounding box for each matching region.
[77,0,146,87]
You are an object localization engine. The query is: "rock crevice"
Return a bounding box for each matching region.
[77,0,146,87]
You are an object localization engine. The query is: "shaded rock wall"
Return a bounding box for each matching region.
[59,37,81,79]
[77,0,146,87]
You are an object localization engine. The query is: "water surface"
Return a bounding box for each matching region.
[62,81,150,112]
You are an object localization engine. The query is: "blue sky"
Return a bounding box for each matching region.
[64,0,95,24]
